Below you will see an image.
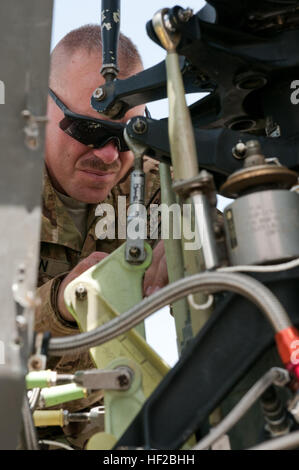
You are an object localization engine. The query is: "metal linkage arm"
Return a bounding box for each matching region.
[26,368,132,391]
[125,117,299,186]
[90,59,206,118]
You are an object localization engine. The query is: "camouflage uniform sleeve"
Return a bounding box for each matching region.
[35,272,79,337]
[35,274,105,414]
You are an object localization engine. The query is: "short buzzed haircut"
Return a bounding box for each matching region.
[50,24,143,85]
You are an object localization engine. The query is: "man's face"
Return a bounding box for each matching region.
[45,49,144,203]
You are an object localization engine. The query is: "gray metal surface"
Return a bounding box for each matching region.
[0,0,53,449]
[124,130,147,265]
[192,192,219,270]
[224,190,299,266]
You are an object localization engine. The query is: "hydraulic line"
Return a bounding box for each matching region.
[48,272,291,356]
[249,430,299,450]
[192,367,290,450]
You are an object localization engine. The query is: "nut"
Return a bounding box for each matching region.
[16,315,27,330]
[93,87,105,101]
[118,373,130,388]
[28,355,44,371]
[75,284,87,300]
[232,141,247,159]
[132,118,147,135]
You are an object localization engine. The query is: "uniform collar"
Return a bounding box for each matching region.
[41,168,100,251]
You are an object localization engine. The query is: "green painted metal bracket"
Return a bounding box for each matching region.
[88,242,153,338]
[66,242,152,336]
[63,242,169,446]
[64,242,169,398]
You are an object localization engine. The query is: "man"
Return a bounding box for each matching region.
[35,25,167,419]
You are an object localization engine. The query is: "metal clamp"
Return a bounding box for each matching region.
[172,169,217,202]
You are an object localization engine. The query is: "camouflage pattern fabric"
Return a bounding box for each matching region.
[35,158,161,413]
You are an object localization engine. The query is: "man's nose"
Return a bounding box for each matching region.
[92,141,119,164]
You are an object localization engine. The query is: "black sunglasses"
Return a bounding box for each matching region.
[48,88,130,151]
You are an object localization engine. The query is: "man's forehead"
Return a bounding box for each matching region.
[53,48,142,120]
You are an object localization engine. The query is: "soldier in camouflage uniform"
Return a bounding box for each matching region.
[34,25,167,446]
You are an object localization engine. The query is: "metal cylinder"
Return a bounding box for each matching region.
[126,169,146,233]
[33,410,66,428]
[166,52,199,181]
[129,170,145,205]
[125,169,146,264]
[224,189,299,266]
[101,0,120,81]
[192,192,219,270]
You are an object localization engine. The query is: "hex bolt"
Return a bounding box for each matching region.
[93,87,105,101]
[16,315,27,330]
[244,140,266,167]
[32,359,41,369]
[232,141,247,159]
[75,284,87,300]
[116,367,133,389]
[129,247,141,258]
[132,118,147,135]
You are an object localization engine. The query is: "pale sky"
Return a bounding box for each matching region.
[51,0,231,366]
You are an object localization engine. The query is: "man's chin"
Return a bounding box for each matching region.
[74,187,113,203]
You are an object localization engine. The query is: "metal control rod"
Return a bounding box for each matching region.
[26,368,132,391]
[124,129,147,264]
[101,0,120,81]
[152,8,219,271]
